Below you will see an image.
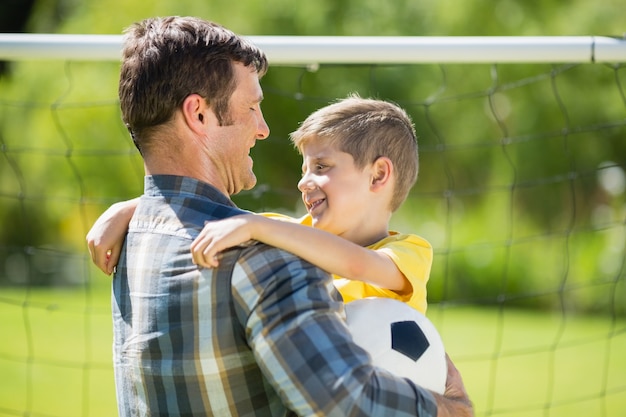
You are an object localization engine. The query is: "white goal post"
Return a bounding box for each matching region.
[1,34,626,64]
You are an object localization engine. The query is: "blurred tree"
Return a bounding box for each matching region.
[0,0,36,33]
[0,0,36,74]
[0,0,623,313]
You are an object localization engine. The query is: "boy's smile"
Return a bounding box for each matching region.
[304,196,325,214]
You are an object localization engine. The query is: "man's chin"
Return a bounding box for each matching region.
[241,175,257,192]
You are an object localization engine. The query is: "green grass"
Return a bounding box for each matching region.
[0,279,116,417]
[1,281,624,417]
[429,306,626,417]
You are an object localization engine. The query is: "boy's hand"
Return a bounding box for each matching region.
[86,201,135,275]
[191,214,256,268]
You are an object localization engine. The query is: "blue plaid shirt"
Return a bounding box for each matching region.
[112,175,437,417]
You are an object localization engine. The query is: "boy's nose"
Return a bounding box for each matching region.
[297,176,314,192]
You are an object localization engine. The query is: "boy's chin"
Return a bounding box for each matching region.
[311,216,336,234]
[310,215,324,229]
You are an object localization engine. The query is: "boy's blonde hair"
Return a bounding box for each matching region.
[290,94,418,212]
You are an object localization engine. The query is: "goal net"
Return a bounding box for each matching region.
[0,35,625,417]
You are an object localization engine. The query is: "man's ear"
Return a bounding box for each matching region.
[182,94,213,135]
[371,156,393,190]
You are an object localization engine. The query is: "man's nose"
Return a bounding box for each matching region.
[256,113,270,140]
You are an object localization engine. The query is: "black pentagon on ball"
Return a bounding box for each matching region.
[390,320,430,361]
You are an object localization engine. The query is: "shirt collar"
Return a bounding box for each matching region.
[144,175,238,208]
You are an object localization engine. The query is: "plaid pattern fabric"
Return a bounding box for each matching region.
[112,175,437,416]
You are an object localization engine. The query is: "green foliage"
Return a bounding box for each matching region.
[19,0,626,37]
[1,0,624,316]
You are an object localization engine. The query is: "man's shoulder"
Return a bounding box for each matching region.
[133,192,246,237]
[222,242,341,317]
[224,242,332,287]
[232,241,318,270]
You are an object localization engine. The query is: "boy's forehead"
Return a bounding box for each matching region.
[302,144,335,160]
[300,141,357,169]
[300,136,336,154]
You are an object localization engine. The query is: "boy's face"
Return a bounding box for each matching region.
[298,140,373,238]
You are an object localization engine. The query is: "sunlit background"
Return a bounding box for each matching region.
[1,1,625,416]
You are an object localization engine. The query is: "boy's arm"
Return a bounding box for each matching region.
[191,214,409,292]
[86,198,139,275]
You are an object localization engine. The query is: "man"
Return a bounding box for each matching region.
[103,16,473,416]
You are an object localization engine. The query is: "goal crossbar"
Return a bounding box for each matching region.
[0,34,625,64]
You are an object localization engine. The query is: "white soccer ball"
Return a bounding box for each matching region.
[345,297,447,394]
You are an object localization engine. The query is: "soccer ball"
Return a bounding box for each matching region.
[345,297,447,394]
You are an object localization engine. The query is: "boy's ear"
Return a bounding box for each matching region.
[371,156,393,190]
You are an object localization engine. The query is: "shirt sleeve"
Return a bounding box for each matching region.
[232,243,439,416]
[376,233,433,314]
[336,233,433,314]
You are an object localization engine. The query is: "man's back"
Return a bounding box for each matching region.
[113,175,287,416]
[113,175,438,417]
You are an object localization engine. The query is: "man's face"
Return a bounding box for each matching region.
[207,63,269,196]
[297,140,373,239]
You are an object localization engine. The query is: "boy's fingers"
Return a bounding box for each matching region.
[94,247,108,274]
[192,247,207,267]
[197,253,214,268]
[191,244,201,265]
[192,247,218,269]
[100,249,111,274]
[107,248,121,275]
[86,235,118,276]
[87,240,97,264]
[203,246,220,266]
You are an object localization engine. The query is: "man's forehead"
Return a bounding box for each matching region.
[232,63,264,97]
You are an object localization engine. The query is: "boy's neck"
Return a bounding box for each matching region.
[339,220,391,247]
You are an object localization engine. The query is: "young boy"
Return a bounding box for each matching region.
[87,95,433,313]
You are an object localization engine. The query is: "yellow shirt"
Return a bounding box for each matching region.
[262,213,433,314]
